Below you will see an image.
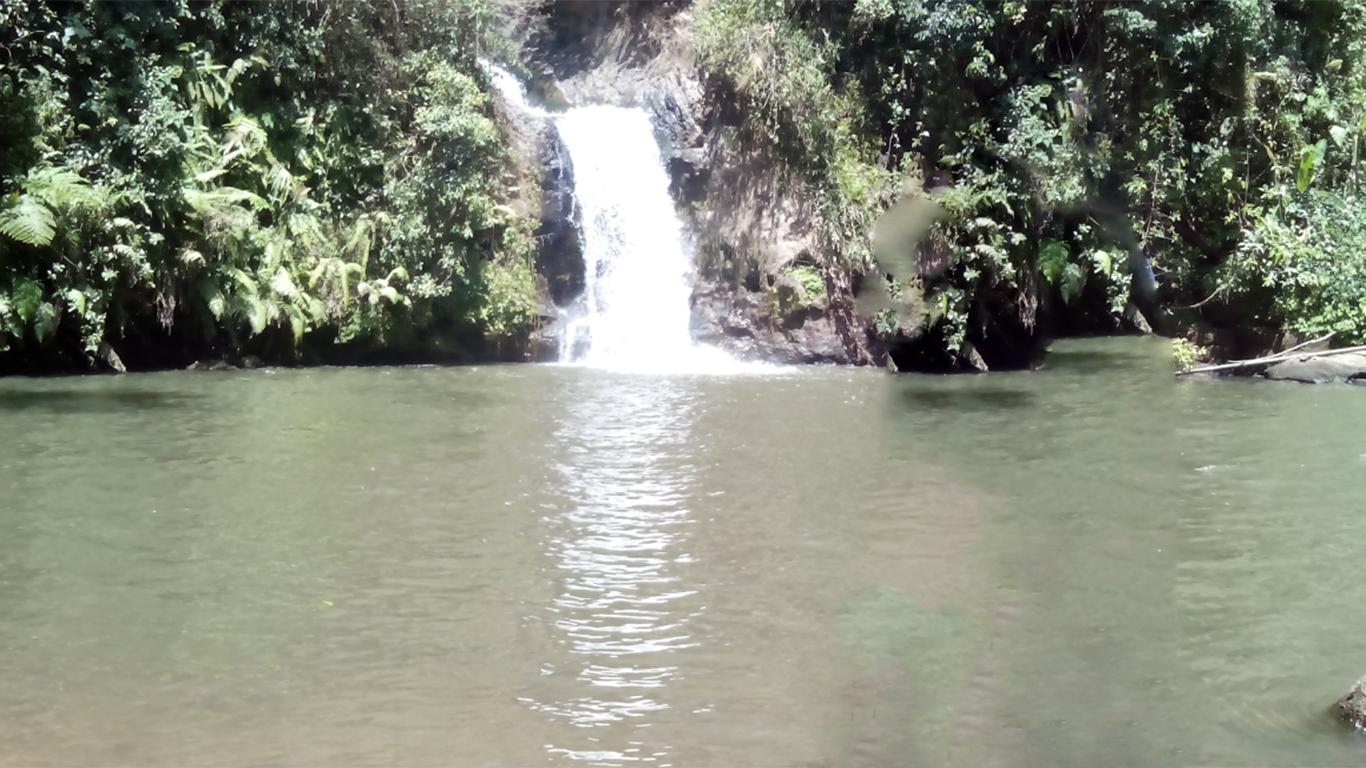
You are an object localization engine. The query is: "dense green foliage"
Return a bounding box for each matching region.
[696,0,1366,358]
[0,0,537,370]
[6,0,1364,372]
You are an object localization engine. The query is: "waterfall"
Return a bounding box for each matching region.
[485,63,743,374]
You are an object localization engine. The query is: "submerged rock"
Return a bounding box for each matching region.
[1264,352,1366,383]
[185,359,238,372]
[1337,677,1366,729]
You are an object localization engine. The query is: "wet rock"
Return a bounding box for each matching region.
[691,280,850,364]
[667,147,709,204]
[492,75,584,310]
[1264,352,1366,383]
[537,130,584,307]
[97,341,126,374]
[1123,301,1154,334]
[1337,677,1366,729]
[185,359,237,372]
[239,355,265,370]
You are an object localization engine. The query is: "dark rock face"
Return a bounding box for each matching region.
[537,130,584,307]
[520,0,877,365]
[1264,352,1366,383]
[492,80,583,315]
[690,279,850,364]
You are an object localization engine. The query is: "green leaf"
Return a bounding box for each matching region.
[66,288,87,318]
[284,305,306,342]
[1297,139,1327,193]
[32,302,59,342]
[12,279,44,326]
[227,267,258,296]
[196,277,226,320]
[245,296,270,335]
[1037,238,1069,285]
[1060,263,1086,304]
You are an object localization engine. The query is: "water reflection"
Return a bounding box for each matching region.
[527,374,703,764]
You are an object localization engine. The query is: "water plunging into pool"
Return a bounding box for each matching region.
[486,65,741,373]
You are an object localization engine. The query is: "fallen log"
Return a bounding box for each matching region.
[1175,333,1362,377]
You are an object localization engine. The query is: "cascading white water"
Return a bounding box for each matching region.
[555,107,736,372]
[485,63,744,373]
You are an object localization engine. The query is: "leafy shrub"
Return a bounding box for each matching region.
[1228,191,1366,343]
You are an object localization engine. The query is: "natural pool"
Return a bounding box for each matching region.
[2,337,1364,766]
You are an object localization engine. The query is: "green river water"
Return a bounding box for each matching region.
[2,337,1365,766]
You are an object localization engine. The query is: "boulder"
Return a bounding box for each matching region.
[1337,676,1366,729]
[1264,352,1366,383]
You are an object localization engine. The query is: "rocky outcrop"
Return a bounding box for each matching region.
[1264,352,1366,384]
[518,0,877,365]
[1337,676,1366,729]
[492,74,583,361]
[681,128,872,364]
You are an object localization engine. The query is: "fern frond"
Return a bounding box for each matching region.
[32,302,58,342]
[303,294,326,323]
[270,267,299,299]
[198,277,227,320]
[0,197,56,246]
[26,166,104,210]
[66,288,88,318]
[308,258,333,289]
[183,186,266,213]
[235,293,270,335]
[283,303,306,342]
[11,279,44,325]
[227,267,259,296]
[265,163,294,204]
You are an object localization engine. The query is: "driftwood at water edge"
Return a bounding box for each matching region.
[1175,332,1365,377]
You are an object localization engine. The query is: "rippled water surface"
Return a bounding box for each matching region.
[3,337,1366,766]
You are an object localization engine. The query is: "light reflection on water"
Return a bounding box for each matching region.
[525,374,703,763]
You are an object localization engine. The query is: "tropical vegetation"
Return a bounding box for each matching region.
[695,0,1366,363]
[0,0,538,371]
[4,0,1366,372]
